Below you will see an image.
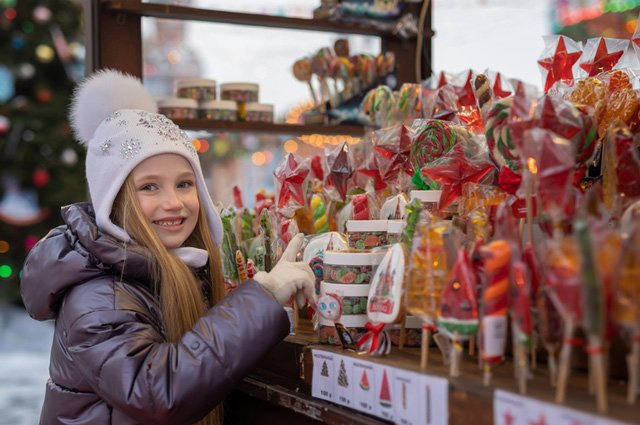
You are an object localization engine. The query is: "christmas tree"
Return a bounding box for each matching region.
[337,359,349,388]
[0,0,85,304]
[320,360,329,377]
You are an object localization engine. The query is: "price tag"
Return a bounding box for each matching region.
[352,358,376,415]
[422,374,449,425]
[373,364,395,422]
[493,390,629,425]
[393,369,423,425]
[333,354,354,408]
[311,350,335,402]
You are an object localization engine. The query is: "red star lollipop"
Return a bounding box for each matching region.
[325,142,352,201]
[274,153,310,209]
[421,142,495,210]
[493,73,512,99]
[579,37,625,77]
[537,35,582,92]
[373,124,413,183]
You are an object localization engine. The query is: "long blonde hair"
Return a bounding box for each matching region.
[112,176,224,425]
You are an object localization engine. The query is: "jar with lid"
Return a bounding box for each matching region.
[175,78,217,102]
[245,103,274,123]
[199,100,238,121]
[157,98,198,120]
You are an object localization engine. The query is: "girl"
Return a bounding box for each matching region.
[20,70,315,425]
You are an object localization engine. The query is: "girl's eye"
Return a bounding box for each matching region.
[139,183,157,191]
[178,180,195,189]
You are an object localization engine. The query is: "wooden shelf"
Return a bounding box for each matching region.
[239,319,637,425]
[103,0,404,36]
[173,119,366,136]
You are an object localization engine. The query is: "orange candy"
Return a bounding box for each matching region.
[598,88,640,137]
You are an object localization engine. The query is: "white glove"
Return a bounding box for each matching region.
[254,233,315,308]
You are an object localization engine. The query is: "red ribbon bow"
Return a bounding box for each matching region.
[356,322,385,354]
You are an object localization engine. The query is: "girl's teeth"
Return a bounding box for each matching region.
[157,220,181,226]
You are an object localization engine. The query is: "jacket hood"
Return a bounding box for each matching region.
[21,203,151,321]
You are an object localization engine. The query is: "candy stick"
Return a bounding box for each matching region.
[613,222,640,404]
[259,208,274,272]
[575,217,607,413]
[221,208,240,282]
[236,249,248,282]
[545,235,582,404]
[407,216,449,369]
[246,259,256,279]
[511,260,533,395]
[478,239,511,386]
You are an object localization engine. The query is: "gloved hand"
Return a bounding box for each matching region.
[254,233,315,308]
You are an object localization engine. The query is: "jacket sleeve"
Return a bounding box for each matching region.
[63,279,290,425]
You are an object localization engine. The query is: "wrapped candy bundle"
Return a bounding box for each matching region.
[543,233,582,405]
[310,193,330,234]
[437,249,479,377]
[406,214,451,369]
[361,85,396,128]
[421,137,496,212]
[358,244,409,356]
[407,118,473,190]
[537,35,582,93]
[478,239,511,385]
[324,142,353,202]
[612,220,640,404]
[371,124,414,191]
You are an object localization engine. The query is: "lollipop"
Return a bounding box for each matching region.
[409,119,473,189]
[325,142,352,202]
[612,222,640,404]
[485,96,519,171]
[478,239,511,385]
[310,193,330,234]
[437,249,479,377]
[407,216,450,369]
[293,58,318,104]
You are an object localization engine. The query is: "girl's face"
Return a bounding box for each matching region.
[131,154,200,249]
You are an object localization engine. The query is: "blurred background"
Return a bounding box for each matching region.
[0,0,639,423]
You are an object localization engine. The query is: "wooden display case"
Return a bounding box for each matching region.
[83,0,433,136]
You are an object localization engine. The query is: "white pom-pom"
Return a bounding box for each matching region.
[70,69,158,145]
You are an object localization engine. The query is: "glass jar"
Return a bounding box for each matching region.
[346,220,388,250]
[199,100,238,121]
[245,102,274,123]
[157,98,198,120]
[175,78,217,102]
[220,82,259,121]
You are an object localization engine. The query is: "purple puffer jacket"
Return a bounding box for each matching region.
[20,203,290,425]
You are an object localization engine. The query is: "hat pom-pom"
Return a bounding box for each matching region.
[70,69,158,146]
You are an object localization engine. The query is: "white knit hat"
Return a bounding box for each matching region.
[70,69,222,245]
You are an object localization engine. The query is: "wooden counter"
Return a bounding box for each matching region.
[225,319,638,424]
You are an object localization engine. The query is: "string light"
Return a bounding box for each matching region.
[0,264,12,279]
[297,133,361,148]
[251,151,266,166]
[283,139,298,153]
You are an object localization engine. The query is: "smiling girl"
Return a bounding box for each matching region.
[20,70,314,425]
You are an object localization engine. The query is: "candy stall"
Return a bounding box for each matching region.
[86,1,639,424]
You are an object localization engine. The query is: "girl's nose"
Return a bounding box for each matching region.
[161,189,183,210]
